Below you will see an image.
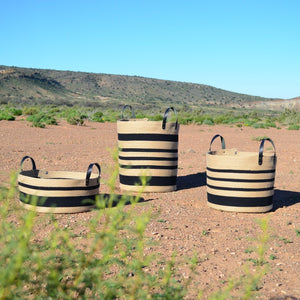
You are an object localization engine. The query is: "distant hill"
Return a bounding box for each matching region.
[249,97,300,111]
[0,65,298,111]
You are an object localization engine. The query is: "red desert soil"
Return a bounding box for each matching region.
[0,118,299,299]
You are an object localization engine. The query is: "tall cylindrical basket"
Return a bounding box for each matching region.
[206,135,276,213]
[117,105,179,192]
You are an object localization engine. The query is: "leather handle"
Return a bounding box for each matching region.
[209,134,226,152]
[121,105,135,120]
[20,156,36,171]
[86,163,101,186]
[162,107,178,130]
[258,138,276,165]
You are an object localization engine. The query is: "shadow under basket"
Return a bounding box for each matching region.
[18,156,101,213]
[206,135,277,213]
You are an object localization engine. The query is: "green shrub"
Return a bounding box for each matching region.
[252,135,270,141]
[103,115,118,122]
[91,111,104,122]
[287,124,300,130]
[66,115,85,125]
[178,115,193,125]
[193,115,205,125]
[277,108,300,124]
[27,112,57,128]
[203,119,214,125]
[0,171,194,299]
[7,108,22,116]
[59,108,88,125]
[22,106,39,115]
[213,115,228,124]
[135,113,147,119]
[243,119,255,127]
[149,114,163,121]
[251,123,269,129]
[0,111,15,121]
[265,122,276,128]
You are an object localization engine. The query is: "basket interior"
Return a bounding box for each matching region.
[20,169,99,181]
[210,148,275,158]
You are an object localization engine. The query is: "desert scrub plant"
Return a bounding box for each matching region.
[22,106,40,115]
[251,122,271,129]
[91,111,104,122]
[0,167,196,299]
[287,124,300,130]
[66,112,86,125]
[26,111,57,128]
[251,135,270,141]
[277,108,300,125]
[56,107,88,125]
[149,114,164,121]
[5,107,23,116]
[0,110,15,121]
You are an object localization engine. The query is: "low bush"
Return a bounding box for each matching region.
[66,114,85,125]
[251,123,269,129]
[287,124,300,130]
[213,115,227,124]
[0,110,15,121]
[22,106,40,115]
[149,114,164,121]
[277,108,300,125]
[252,135,270,141]
[203,119,214,125]
[27,112,57,128]
[91,111,104,122]
[0,170,196,299]
[7,107,22,116]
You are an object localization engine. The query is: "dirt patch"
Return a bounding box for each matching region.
[1,118,299,298]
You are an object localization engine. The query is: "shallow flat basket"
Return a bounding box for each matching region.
[117,105,179,192]
[18,156,101,213]
[206,135,276,213]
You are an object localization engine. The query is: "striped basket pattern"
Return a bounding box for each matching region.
[18,156,101,213]
[117,106,179,192]
[206,135,276,213]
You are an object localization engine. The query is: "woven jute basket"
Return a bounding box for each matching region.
[18,156,101,213]
[206,135,276,213]
[117,105,179,192]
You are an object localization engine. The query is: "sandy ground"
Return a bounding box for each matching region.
[0,118,299,299]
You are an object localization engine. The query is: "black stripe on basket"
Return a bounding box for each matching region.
[207,184,274,192]
[119,164,178,169]
[207,193,273,207]
[19,192,96,207]
[119,156,178,161]
[118,133,178,142]
[207,167,275,174]
[120,175,177,186]
[120,148,178,153]
[206,175,275,183]
[18,181,100,191]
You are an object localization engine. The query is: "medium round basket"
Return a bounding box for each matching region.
[18,156,101,213]
[206,135,276,213]
[117,105,179,192]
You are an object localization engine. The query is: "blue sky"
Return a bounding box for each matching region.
[1,0,299,99]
